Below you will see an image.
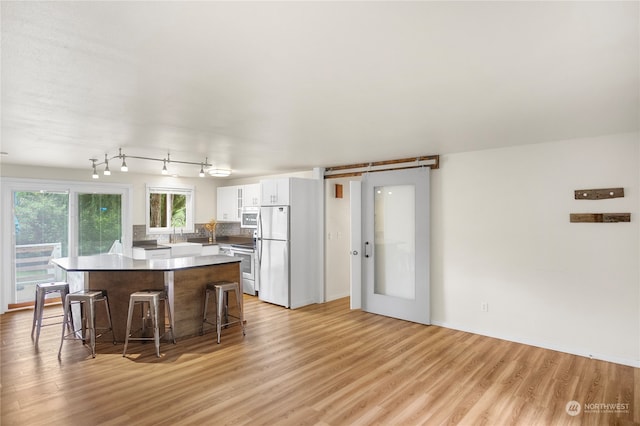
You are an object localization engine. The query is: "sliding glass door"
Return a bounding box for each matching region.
[1,179,131,310]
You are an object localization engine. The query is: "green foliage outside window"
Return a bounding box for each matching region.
[149,193,187,228]
[170,194,186,227]
[14,192,70,256]
[14,191,122,257]
[78,194,122,255]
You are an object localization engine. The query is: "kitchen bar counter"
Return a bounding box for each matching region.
[52,254,242,342]
[54,253,237,271]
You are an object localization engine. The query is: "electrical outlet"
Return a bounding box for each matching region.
[481,302,489,312]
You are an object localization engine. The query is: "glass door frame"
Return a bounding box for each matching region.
[0,178,133,313]
[351,168,430,325]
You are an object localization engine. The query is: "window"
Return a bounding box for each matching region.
[146,185,194,234]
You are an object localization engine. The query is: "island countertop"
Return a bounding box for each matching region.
[51,253,242,343]
[52,253,240,272]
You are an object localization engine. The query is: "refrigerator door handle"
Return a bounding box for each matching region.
[257,211,263,266]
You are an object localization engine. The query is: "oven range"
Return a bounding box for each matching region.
[219,243,258,295]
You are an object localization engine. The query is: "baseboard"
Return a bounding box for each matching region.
[325,291,350,302]
[430,320,640,368]
[290,298,317,309]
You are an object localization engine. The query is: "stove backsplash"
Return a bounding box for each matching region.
[133,222,253,244]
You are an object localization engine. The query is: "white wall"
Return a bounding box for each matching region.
[0,164,219,224]
[325,178,356,301]
[324,133,640,367]
[432,133,639,367]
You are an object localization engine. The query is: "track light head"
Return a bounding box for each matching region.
[90,159,99,179]
[103,154,111,175]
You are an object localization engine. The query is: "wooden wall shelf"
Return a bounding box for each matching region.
[570,213,631,223]
[574,188,624,200]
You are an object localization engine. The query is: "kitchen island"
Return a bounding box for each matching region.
[52,254,242,342]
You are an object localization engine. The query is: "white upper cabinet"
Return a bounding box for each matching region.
[260,178,290,206]
[217,185,243,221]
[242,184,261,207]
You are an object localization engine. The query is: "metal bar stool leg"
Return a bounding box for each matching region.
[151,297,160,357]
[31,286,42,340]
[202,285,218,336]
[216,286,224,344]
[235,285,245,337]
[102,294,117,344]
[58,293,72,357]
[164,296,176,345]
[201,288,210,335]
[122,296,136,357]
[87,297,96,357]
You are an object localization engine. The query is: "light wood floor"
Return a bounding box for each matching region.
[2,296,638,425]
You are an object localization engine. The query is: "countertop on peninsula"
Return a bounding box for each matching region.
[52,253,240,272]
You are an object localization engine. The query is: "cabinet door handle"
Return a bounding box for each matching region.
[364,242,370,258]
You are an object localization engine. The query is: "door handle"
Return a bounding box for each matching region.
[364,241,370,258]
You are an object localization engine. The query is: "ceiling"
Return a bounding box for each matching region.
[1,1,638,179]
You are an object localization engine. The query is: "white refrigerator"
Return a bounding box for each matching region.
[257,206,290,307]
[257,178,321,309]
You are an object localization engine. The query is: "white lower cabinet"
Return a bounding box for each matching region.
[201,245,220,256]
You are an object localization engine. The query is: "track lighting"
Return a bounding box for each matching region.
[88,148,217,178]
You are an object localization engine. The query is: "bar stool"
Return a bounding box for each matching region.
[202,281,245,344]
[32,282,70,347]
[58,290,116,358]
[123,290,175,358]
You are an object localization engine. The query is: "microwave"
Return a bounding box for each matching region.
[240,208,259,228]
